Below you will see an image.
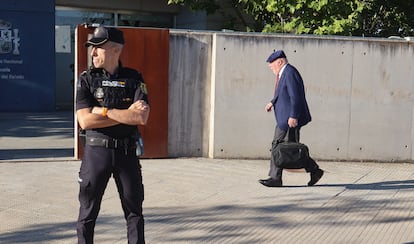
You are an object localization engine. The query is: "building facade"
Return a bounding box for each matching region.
[1,0,219,111]
[54,0,209,110]
[1,0,55,111]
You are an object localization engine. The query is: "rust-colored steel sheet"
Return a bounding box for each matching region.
[75,25,169,159]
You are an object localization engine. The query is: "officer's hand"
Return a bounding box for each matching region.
[91,106,104,115]
[128,100,150,125]
[265,103,273,112]
[129,100,149,111]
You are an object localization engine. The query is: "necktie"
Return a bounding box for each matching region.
[274,73,280,96]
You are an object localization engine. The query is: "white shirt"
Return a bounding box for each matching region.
[278,63,288,79]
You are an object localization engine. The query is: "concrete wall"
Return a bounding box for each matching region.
[169,30,414,162]
[168,32,212,157]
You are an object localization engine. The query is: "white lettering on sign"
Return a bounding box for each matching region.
[0,67,10,72]
[2,59,23,64]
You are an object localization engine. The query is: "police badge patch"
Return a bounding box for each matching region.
[94,87,104,99]
[140,83,148,95]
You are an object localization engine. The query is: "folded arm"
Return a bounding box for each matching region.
[77,100,150,130]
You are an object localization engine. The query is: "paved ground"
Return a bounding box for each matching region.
[1,112,414,244]
[0,112,74,161]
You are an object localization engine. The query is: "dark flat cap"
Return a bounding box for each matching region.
[85,27,125,47]
[266,50,286,63]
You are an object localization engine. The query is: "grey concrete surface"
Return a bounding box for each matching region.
[1,112,414,243]
[2,159,414,244]
[0,112,74,161]
[169,31,414,161]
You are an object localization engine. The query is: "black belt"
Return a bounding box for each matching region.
[85,137,134,149]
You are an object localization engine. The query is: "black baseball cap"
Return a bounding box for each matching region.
[85,27,125,47]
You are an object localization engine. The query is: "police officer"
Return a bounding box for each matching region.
[75,26,150,244]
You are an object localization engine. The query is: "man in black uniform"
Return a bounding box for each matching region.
[75,26,150,244]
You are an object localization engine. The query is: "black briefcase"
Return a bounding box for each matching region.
[272,128,309,169]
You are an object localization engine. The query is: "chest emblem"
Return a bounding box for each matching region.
[94,87,104,99]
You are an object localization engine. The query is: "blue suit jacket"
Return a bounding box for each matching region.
[270,63,312,131]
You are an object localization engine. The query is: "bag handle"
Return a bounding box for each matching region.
[287,127,300,143]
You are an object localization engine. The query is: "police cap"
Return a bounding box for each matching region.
[85,26,125,47]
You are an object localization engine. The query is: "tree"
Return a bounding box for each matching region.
[168,0,414,37]
[240,0,365,35]
[359,0,414,37]
[168,0,221,14]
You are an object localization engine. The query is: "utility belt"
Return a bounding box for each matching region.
[82,134,144,156]
[85,136,135,149]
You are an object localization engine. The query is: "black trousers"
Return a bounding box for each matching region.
[76,144,145,244]
[268,126,320,180]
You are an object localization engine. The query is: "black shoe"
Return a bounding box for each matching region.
[308,169,324,186]
[259,178,283,187]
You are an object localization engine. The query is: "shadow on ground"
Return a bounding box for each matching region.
[0,111,74,160]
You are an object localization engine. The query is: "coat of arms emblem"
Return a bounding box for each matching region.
[0,20,20,55]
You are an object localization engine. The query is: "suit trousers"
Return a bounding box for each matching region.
[268,126,320,180]
[76,144,145,244]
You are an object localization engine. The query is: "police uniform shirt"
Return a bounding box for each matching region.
[76,65,148,139]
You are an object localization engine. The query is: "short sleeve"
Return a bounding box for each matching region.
[133,73,149,104]
[75,73,97,110]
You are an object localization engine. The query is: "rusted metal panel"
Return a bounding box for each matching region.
[75,25,169,159]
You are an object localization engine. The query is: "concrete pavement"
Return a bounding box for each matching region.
[1,112,414,243]
[0,112,74,161]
